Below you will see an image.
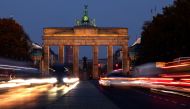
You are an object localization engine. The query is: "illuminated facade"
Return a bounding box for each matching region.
[42,6,129,79]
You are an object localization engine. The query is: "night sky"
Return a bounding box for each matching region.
[0,0,173,59]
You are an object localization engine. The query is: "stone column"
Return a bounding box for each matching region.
[122,45,130,73]
[59,46,64,64]
[73,46,79,77]
[43,45,50,76]
[107,45,113,73]
[39,58,43,73]
[93,46,99,79]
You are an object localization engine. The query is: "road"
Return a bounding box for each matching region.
[0,78,79,109]
[93,81,190,109]
[0,84,77,109]
[0,80,189,109]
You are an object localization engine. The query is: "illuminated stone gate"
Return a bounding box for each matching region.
[42,6,129,79]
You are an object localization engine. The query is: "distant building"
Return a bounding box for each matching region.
[129,37,141,66]
[113,48,123,69]
[30,43,43,67]
[113,37,141,68]
[31,43,58,68]
[49,49,58,66]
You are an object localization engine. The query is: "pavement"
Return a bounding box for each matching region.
[46,81,119,109]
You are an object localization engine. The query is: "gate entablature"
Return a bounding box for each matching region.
[43,27,128,37]
[43,27,129,46]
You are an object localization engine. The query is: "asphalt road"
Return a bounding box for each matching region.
[0,83,79,109]
[0,81,189,109]
[92,81,190,109]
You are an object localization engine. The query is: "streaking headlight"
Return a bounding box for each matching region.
[63,78,69,83]
[99,79,111,86]
[63,77,79,84]
[48,78,57,83]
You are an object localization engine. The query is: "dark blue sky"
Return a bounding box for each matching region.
[0,0,173,59]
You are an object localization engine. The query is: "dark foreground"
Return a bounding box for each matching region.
[93,81,190,109]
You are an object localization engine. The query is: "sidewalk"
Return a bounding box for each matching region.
[47,81,120,109]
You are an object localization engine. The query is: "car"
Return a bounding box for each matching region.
[0,69,15,81]
[51,64,79,86]
[99,69,129,87]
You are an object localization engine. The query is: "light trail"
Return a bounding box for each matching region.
[0,66,22,71]
[0,80,79,108]
[160,74,190,78]
[151,88,190,98]
[99,76,190,93]
[181,78,190,82]
[0,82,30,88]
[0,64,38,70]
[161,63,190,69]
[63,77,79,84]
[0,78,57,89]
[0,77,79,89]
[0,84,51,107]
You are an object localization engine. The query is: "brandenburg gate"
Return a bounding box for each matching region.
[42,6,129,79]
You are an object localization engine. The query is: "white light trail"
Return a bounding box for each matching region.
[0,64,38,70]
[0,66,22,71]
[151,88,190,98]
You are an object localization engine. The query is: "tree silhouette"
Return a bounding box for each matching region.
[0,18,32,60]
[140,0,190,63]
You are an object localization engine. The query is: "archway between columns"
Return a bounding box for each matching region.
[42,26,129,79]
